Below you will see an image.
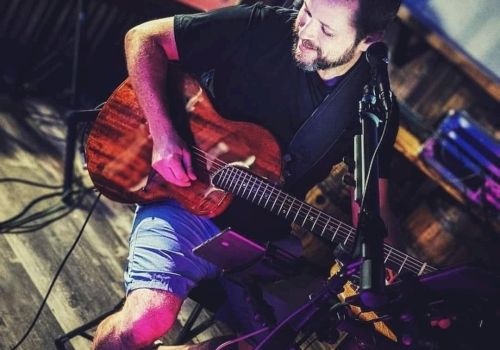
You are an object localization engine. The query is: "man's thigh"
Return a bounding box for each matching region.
[124,200,221,299]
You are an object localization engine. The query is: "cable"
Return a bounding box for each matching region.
[0,178,64,189]
[215,326,270,350]
[2,191,90,234]
[9,192,101,350]
[0,191,65,227]
[0,187,94,233]
[357,109,390,228]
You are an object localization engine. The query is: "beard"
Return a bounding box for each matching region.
[292,26,357,72]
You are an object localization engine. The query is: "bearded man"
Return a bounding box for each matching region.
[93,0,402,348]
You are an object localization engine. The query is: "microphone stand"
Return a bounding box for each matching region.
[352,82,387,309]
[352,42,393,309]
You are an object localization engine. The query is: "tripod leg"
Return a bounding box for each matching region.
[54,298,125,349]
[62,108,99,205]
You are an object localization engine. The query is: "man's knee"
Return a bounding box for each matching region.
[94,289,183,349]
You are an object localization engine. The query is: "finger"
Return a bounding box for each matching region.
[165,166,191,187]
[168,155,192,185]
[182,149,197,181]
[152,159,190,187]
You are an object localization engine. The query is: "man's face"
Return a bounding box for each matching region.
[293,0,363,72]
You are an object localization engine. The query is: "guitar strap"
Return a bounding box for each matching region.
[283,58,370,187]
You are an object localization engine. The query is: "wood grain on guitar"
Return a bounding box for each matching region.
[85,77,281,217]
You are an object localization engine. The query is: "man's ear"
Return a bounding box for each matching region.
[357,31,384,52]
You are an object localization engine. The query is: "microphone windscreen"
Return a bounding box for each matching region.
[366,42,389,66]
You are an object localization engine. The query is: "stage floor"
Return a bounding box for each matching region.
[0,95,238,350]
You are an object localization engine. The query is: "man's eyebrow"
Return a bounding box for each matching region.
[304,1,335,31]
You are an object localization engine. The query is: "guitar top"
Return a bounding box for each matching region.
[86,76,282,217]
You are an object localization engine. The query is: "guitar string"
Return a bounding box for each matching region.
[190,149,432,274]
[191,147,356,232]
[190,147,433,273]
[190,147,434,273]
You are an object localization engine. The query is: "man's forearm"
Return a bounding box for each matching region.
[124,18,177,141]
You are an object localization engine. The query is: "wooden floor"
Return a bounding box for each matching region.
[0,95,236,350]
[1,92,498,350]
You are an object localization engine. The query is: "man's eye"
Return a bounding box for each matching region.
[323,29,334,37]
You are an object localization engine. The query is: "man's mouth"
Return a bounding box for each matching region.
[299,39,317,52]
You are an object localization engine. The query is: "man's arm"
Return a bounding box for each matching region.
[124,17,196,187]
[351,178,401,247]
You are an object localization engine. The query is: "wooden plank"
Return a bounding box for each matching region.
[398,4,500,102]
[0,236,68,349]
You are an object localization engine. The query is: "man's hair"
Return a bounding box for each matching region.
[353,0,401,43]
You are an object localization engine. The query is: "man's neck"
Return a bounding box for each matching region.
[317,52,363,81]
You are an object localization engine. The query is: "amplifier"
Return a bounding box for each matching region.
[419,110,499,212]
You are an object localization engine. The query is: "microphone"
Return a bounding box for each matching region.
[366,42,392,113]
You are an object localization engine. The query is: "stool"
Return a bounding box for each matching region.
[54,279,226,349]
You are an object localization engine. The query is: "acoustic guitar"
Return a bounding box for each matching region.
[86,75,436,344]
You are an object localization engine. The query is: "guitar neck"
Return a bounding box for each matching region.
[212,165,436,276]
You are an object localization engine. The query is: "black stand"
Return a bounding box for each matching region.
[54,298,125,349]
[61,109,100,204]
[351,83,387,308]
[70,0,88,108]
[351,42,394,308]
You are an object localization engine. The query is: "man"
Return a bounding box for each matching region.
[93,0,402,348]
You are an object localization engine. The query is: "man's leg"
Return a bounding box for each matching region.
[93,289,183,349]
[93,200,221,349]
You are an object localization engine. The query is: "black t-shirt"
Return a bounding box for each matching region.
[173,3,399,241]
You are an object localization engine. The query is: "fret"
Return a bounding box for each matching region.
[228,167,239,192]
[244,173,255,199]
[221,166,234,190]
[236,171,247,198]
[257,182,266,206]
[277,194,287,216]
[343,229,351,245]
[284,197,294,219]
[246,178,257,201]
[270,190,280,212]
[263,183,272,208]
[235,171,247,196]
[292,202,303,224]
[302,206,312,226]
[384,246,392,264]
[418,262,427,276]
[251,180,262,203]
[331,223,340,242]
[397,255,408,274]
[320,217,330,237]
[218,167,229,189]
[310,210,320,231]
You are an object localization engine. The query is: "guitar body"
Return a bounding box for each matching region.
[86,77,282,217]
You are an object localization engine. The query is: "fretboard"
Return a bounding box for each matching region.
[212,165,436,276]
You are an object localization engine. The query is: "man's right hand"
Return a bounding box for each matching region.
[151,131,197,187]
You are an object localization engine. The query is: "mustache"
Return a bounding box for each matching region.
[301,39,318,51]
[292,22,322,55]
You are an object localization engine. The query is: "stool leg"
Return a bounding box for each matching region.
[173,303,204,345]
[54,298,125,349]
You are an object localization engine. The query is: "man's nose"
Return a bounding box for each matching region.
[298,17,319,41]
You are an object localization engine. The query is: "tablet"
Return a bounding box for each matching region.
[192,227,265,271]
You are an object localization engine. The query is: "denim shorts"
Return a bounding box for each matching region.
[123,200,221,298]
